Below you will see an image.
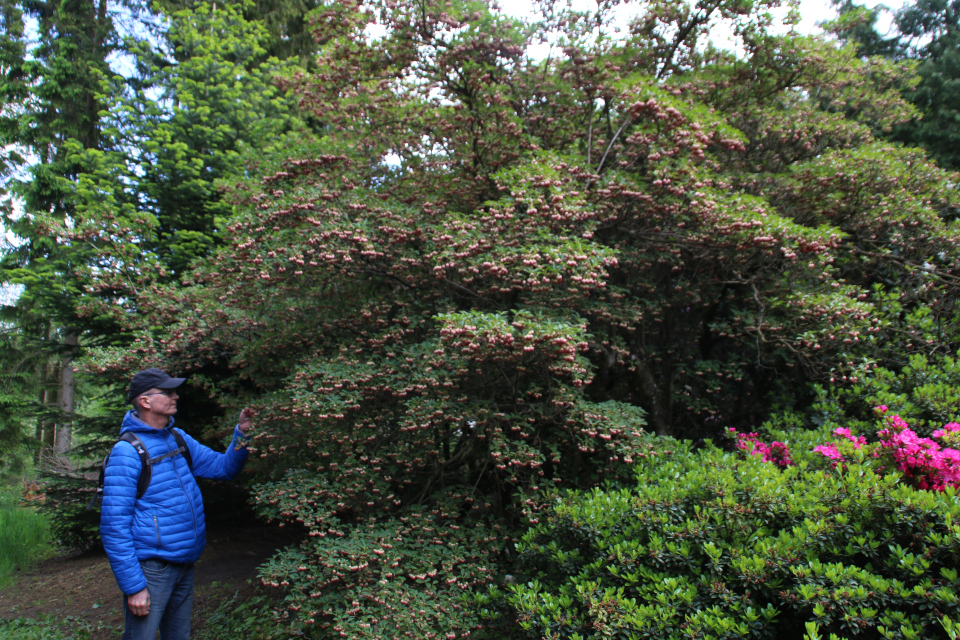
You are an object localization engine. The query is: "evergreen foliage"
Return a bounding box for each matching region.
[0,325,46,480]
[893,0,960,171]
[1,0,311,549]
[808,353,960,440]
[831,0,960,170]
[88,0,310,276]
[504,443,960,639]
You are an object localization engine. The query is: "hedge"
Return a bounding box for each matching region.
[501,443,960,640]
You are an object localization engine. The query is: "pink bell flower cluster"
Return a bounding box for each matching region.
[728,428,793,468]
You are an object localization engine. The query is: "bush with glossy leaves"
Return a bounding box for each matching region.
[502,443,960,640]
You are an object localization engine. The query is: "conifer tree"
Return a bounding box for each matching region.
[831,0,960,170]
[1,0,311,469]
[0,0,117,466]
[893,0,960,170]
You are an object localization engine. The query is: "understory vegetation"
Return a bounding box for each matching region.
[0,487,50,586]
[0,617,96,640]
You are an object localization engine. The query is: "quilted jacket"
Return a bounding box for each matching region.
[100,410,248,595]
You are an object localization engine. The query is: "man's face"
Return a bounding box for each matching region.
[138,388,179,417]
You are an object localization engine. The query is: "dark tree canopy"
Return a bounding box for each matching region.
[833,0,960,170]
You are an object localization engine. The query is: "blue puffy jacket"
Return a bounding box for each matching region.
[100,410,248,595]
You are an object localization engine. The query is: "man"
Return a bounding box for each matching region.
[101,368,251,640]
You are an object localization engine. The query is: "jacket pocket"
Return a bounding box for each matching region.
[153,513,162,547]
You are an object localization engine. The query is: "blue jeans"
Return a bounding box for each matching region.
[122,559,195,640]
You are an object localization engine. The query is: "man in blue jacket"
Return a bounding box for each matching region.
[101,368,251,640]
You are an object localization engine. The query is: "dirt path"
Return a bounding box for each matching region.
[0,523,299,639]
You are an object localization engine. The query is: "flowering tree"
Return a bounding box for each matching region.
[78,0,960,636]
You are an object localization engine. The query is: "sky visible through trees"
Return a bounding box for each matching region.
[0,0,904,262]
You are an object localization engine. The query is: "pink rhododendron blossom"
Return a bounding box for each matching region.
[813,443,845,468]
[883,413,910,431]
[933,422,960,435]
[813,426,873,469]
[933,422,960,447]
[833,427,866,448]
[876,412,960,491]
[730,429,792,467]
[734,411,960,490]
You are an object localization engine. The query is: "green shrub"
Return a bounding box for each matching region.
[38,474,102,552]
[811,354,960,439]
[253,485,508,639]
[500,445,960,640]
[0,487,51,584]
[194,592,289,640]
[0,616,96,640]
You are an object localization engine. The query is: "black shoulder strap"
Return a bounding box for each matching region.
[88,432,150,509]
[119,432,152,499]
[172,428,193,472]
[144,429,192,469]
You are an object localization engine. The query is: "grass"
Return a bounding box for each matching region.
[0,616,98,640]
[0,484,52,585]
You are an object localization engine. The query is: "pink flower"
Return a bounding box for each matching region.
[733,431,792,467]
[833,427,866,449]
[933,423,960,443]
[814,443,843,460]
[766,442,793,467]
[884,414,910,432]
[876,415,960,491]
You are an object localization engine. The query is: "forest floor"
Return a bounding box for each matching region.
[0,521,299,639]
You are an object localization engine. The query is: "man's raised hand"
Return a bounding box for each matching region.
[238,407,254,434]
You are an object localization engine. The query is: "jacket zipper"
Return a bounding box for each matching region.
[153,514,161,546]
[167,430,199,543]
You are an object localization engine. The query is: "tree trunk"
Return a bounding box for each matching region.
[633,358,673,437]
[36,332,58,468]
[54,331,78,469]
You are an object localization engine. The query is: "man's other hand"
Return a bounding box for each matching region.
[238,407,254,434]
[128,588,150,616]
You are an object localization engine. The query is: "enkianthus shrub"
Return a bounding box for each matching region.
[501,445,960,640]
[253,486,512,639]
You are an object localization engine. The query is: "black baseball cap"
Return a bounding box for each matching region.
[127,368,186,403]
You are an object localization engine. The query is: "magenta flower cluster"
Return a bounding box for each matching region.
[729,428,793,467]
[876,409,960,491]
[813,427,867,464]
[730,406,960,492]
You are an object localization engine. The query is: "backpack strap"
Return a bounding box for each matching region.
[119,432,152,499]
[171,428,193,473]
[87,432,150,509]
[137,430,192,478]
[87,429,195,510]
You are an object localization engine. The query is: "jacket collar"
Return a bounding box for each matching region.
[120,409,175,435]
